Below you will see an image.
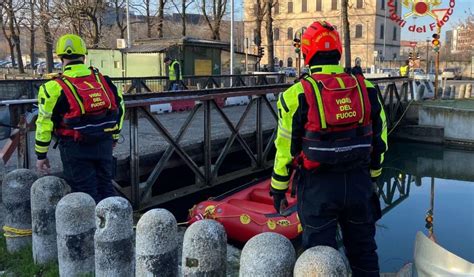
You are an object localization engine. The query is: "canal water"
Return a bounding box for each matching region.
[159,140,474,273]
[376,141,474,272]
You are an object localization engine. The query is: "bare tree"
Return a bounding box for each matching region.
[132,0,158,38]
[341,0,351,69]
[170,0,194,36]
[198,0,227,40]
[0,4,16,68]
[157,0,167,38]
[2,0,26,73]
[18,0,39,69]
[264,0,276,71]
[55,0,106,47]
[38,0,54,72]
[77,1,106,47]
[110,0,127,39]
[254,0,264,48]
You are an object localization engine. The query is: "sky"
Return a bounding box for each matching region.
[232,0,472,41]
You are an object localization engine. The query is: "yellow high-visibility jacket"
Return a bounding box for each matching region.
[271,65,388,191]
[169,60,182,81]
[35,63,125,159]
[400,65,409,77]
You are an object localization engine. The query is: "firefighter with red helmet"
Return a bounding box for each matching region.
[270,22,387,276]
[35,34,125,203]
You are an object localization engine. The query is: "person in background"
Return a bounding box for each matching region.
[400,60,410,77]
[35,34,125,203]
[164,56,182,91]
[270,21,387,277]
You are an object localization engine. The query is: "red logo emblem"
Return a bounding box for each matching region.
[388,0,456,33]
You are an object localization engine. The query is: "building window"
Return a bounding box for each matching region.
[356,0,363,9]
[274,28,280,41]
[287,57,293,67]
[302,0,307,12]
[316,0,322,11]
[355,24,363,38]
[381,0,385,10]
[331,0,338,10]
[380,24,385,39]
[287,27,293,40]
[393,26,397,41]
[288,1,293,13]
[274,2,279,14]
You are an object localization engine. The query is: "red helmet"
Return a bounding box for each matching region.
[301,21,342,65]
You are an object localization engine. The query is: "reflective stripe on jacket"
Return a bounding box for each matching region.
[271,64,388,191]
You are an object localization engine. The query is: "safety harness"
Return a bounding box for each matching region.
[54,67,118,142]
[299,72,373,169]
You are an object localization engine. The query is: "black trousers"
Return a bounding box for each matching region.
[59,138,115,203]
[297,167,380,277]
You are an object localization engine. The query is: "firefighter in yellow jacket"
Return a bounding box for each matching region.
[270,22,387,276]
[164,56,182,91]
[35,34,125,203]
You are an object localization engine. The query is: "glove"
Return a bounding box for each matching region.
[371,180,382,221]
[270,187,288,215]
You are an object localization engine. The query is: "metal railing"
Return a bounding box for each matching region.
[0,77,412,209]
[0,73,287,99]
[370,76,413,129]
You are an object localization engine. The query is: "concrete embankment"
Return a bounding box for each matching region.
[394,99,474,149]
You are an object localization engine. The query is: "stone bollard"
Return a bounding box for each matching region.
[136,209,178,277]
[450,85,456,99]
[182,219,227,276]
[417,84,425,100]
[56,192,96,276]
[442,86,451,99]
[294,246,348,277]
[95,197,134,277]
[458,84,466,99]
[31,176,70,264]
[240,232,296,277]
[2,169,38,253]
[466,84,473,99]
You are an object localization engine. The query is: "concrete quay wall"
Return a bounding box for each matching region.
[419,105,474,145]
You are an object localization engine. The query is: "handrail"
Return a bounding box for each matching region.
[0,73,286,83]
[0,77,410,107]
[0,84,291,107]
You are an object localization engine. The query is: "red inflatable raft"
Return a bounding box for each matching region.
[188,178,301,243]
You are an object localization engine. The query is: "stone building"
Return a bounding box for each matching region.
[450,24,474,53]
[243,0,402,71]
